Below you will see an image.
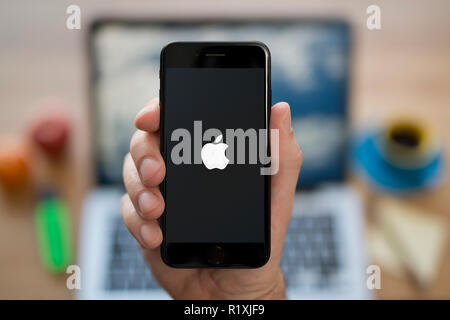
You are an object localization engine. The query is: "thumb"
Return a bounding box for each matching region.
[269,102,302,260]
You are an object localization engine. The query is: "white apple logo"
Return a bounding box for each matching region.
[201,134,229,170]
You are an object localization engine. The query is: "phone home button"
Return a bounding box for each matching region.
[207,245,224,265]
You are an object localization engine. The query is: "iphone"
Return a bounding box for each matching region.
[159,42,271,268]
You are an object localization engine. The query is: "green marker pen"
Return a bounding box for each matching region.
[35,189,73,273]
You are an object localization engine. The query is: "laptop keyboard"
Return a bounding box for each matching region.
[105,217,159,290]
[281,215,340,289]
[105,214,340,291]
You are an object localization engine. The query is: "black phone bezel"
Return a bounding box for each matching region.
[159,42,271,268]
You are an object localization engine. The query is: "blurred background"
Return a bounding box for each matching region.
[0,0,449,299]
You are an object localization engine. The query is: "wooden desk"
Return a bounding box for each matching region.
[0,0,449,299]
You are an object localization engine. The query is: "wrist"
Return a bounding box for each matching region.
[258,268,287,300]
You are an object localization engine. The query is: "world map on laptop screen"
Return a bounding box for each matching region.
[90,20,351,188]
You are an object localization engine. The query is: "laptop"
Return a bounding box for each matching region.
[78,19,371,300]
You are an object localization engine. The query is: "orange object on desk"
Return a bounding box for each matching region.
[0,142,29,190]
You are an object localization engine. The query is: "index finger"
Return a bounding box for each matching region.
[134,98,160,132]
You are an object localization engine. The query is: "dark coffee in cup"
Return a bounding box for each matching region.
[378,120,439,170]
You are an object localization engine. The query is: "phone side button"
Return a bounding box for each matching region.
[207,245,224,265]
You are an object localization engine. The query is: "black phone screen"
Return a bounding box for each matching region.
[161,43,270,256]
[165,67,265,243]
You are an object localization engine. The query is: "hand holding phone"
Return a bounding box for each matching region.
[122,98,302,299]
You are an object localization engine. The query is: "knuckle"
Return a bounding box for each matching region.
[130,130,146,155]
[295,146,303,169]
[122,153,131,179]
[123,152,131,164]
[295,144,303,163]
[122,154,138,187]
[120,194,127,208]
[290,141,303,170]
[120,196,132,225]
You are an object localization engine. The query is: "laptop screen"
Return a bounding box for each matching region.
[89,20,351,188]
